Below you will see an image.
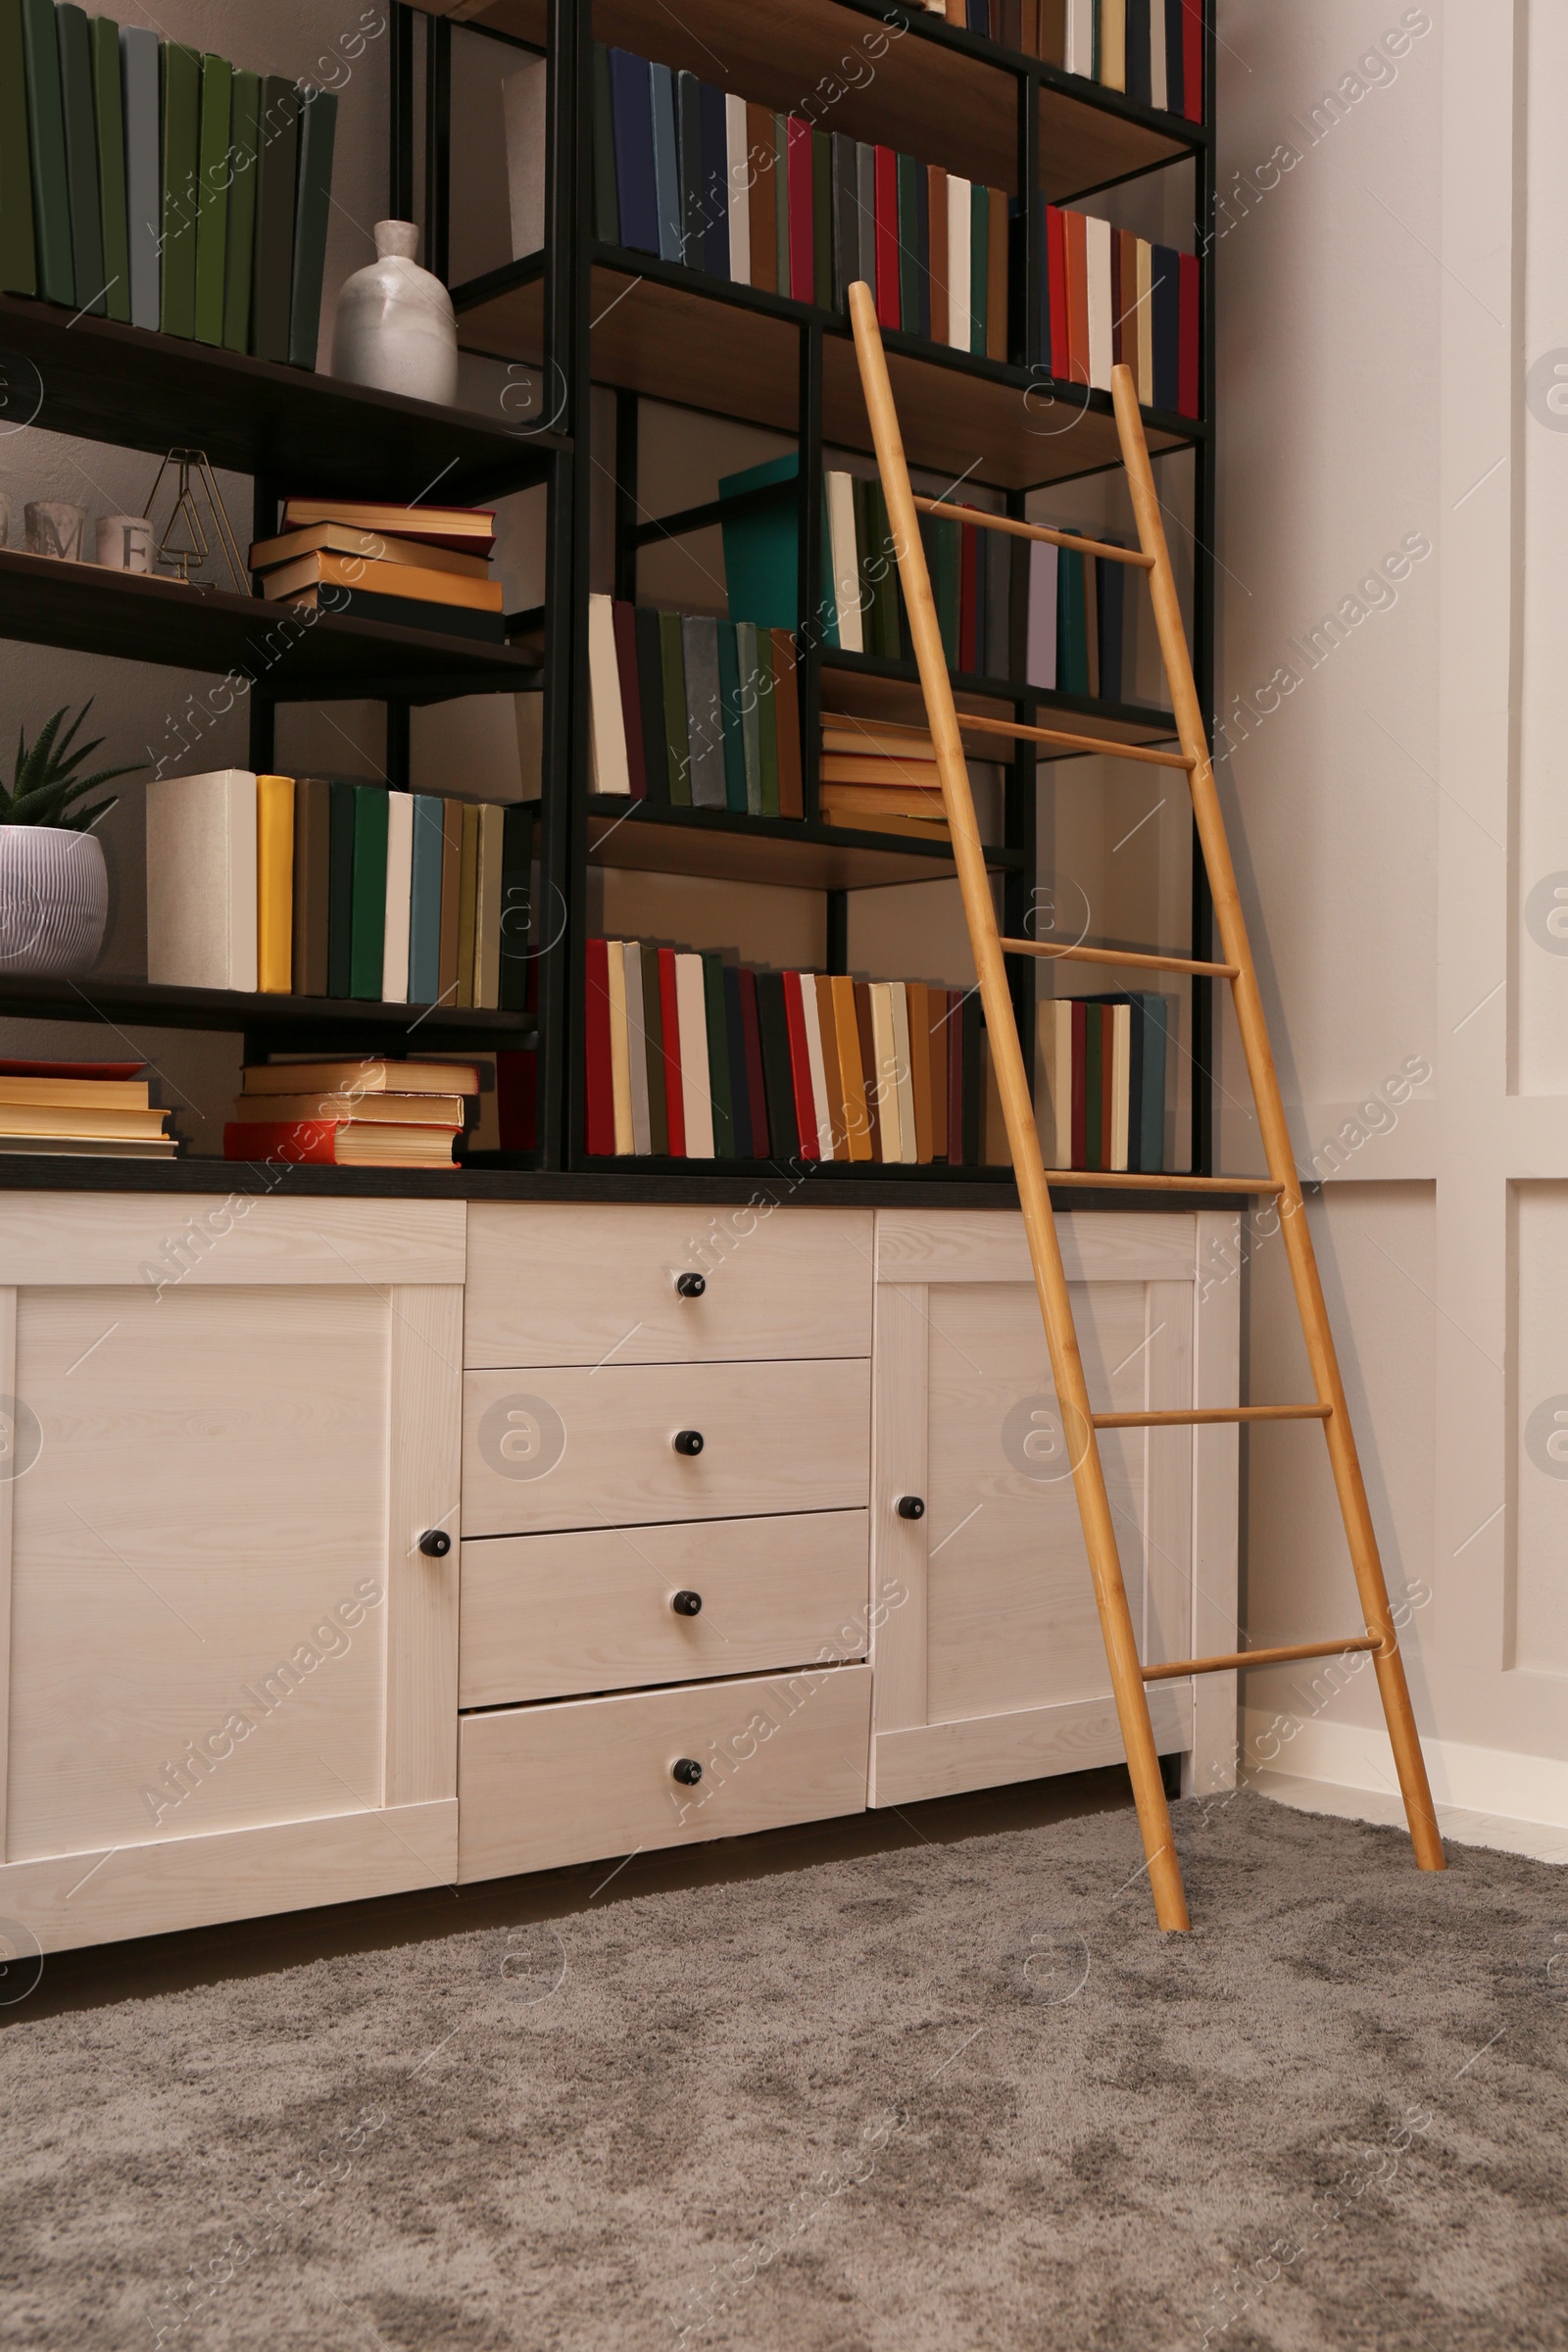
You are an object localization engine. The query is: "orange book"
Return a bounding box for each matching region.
[830,974,871,1161]
[813,974,849,1159]
[926,166,948,345]
[820,783,948,823]
[821,754,940,785]
[1065,208,1090,384]
[747,102,776,294]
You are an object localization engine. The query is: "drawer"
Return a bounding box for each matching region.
[462,1357,870,1536]
[457,1663,871,1882]
[459,1510,869,1706]
[464,1202,873,1367]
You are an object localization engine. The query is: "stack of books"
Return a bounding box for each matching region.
[592,43,1009,357]
[251,501,504,644]
[1026,200,1200,416]
[587,938,984,1165]
[0,1057,174,1158]
[818,720,948,841]
[1056,0,1203,116]
[1039,994,1173,1172]
[0,4,338,363]
[145,769,534,1010]
[586,595,804,812]
[223,1058,477,1170]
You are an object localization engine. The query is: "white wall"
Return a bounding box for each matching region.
[1214,0,1568,1826]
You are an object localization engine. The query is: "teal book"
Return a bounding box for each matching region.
[408,793,445,1005]
[702,953,734,1157]
[498,802,534,1012]
[0,0,37,295]
[289,83,337,367]
[718,450,798,631]
[658,612,691,806]
[1056,548,1089,693]
[253,74,299,365]
[222,70,260,351]
[349,786,389,1001]
[160,39,200,335]
[56,5,103,314]
[21,0,73,304]
[87,15,128,320]
[1135,991,1171,1175]
[120,24,159,328]
[715,620,747,814]
[192,53,230,346]
[591,44,617,242]
[736,622,763,815]
[326,778,357,998]
[969,179,987,356]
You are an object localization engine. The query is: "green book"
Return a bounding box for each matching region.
[811,128,830,306]
[717,450,798,631]
[289,83,338,368]
[253,74,299,365]
[924,513,960,667]
[969,180,988,357]
[498,801,534,1012]
[716,620,746,814]
[160,40,200,335]
[56,5,102,314]
[867,479,901,659]
[757,642,780,818]
[591,44,617,242]
[1056,548,1089,694]
[222,70,260,352]
[641,942,667,1156]
[736,624,763,814]
[88,15,127,320]
[191,53,230,346]
[326,780,357,998]
[658,611,691,807]
[772,114,789,294]
[21,0,72,304]
[897,152,920,329]
[349,786,389,1001]
[702,953,734,1156]
[0,0,37,295]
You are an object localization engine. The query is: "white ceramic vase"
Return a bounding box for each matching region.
[330,220,460,408]
[0,826,108,976]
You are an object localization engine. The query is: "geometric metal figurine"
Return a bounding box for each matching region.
[142,448,248,591]
[848,280,1446,1932]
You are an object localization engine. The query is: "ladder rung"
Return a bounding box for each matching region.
[946,710,1194,769]
[1092,1403,1330,1429]
[1141,1635,1383,1683]
[1001,938,1239,979]
[910,494,1155,568]
[1043,1169,1285,1196]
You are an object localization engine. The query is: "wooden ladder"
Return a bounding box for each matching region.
[848,284,1445,1931]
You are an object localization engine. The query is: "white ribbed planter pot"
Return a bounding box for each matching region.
[0,826,108,975]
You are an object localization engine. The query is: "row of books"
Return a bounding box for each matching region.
[586,597,805,812]
[145,769,534,1011]
[252,498,505,646]
[224,1057,479,1171]
[1039,993,1173,1172]
[587,940,989,1165]
[593,44,1008,358]
[932,1,1202,120]
[1026,200,1199,413]
[0,0,337,364]
[0,1056,173,1158]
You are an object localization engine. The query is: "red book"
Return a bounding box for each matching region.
[1181,0,1202,122]
[1046,204,1068,377]
[782,970,820,1159]
[958,517,978,674]
[787,117,813,301]
[946,988,964,1166]
[496,1049,537,1152]
[738,967,770,1157]
[769,630,804,816]
[584,938,614,1154]
[1064,209,1089,385]
[1070,999,1087,1169]
[1178,251,1200,418]
[611,601,647,801]
[874,146,900,328]
[657,945,685,1155]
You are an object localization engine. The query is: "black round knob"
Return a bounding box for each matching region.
[671,1757,703,1786]
[418,1528,453,1556]
[675,1272,707,1298]
[896,1494,925,1520]
[670,1590,703,1616]
[672,1429,705,1456]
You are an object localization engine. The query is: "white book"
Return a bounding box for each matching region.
[503,54,548,257]
[586,593,630,795]
[381,790,413,1004]
[890,983,918,1164]
[798,975,835,1161]
[1110,1001,1132,1171]
[145,770,257,992]
[1038,1000,1074,1169]
[870,985,902,1160]
[674,954,713,1156]
[622,941,651,1154]
[1085,216,1113,390]
[607,942,634,1155]
[826,471,862,655]
[1150,1,1168,111]
[1136,239,1154,404]
[725,93,751,284]
[947,177,971,354]
[1065,0,1095,76]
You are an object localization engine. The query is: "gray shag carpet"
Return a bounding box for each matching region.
[2,1788,1565,2352]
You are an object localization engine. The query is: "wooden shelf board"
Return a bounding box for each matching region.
[0,551,542,693]
[587,799,1018,890]
[0,971,535,1048]
[0,292,563,502]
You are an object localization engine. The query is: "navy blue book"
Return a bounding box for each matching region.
[698,80,729,278]
[609,49,658,255]
[1097,548,1125,704]
[716,620,747,813]
[675,70,702,267]
[650,62,681,263]
[1152,245,1180,411]
[724,963,753,1156]
[1163,0,1184,115]
[966,1,987,28]
[1126,0,1152,105]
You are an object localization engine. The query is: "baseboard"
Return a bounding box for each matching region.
[1242,1709,1568,1830]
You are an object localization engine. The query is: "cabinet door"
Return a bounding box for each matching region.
[869,1208,1239,1808]
[0,1196,464,1954]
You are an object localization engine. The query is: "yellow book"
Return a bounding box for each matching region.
[255,774,295,994]
[472,803,504,1010]
[456,803,480,1009]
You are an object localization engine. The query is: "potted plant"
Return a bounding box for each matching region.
[0,703,139,976]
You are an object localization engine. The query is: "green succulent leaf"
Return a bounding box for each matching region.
[3,702,142,829]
